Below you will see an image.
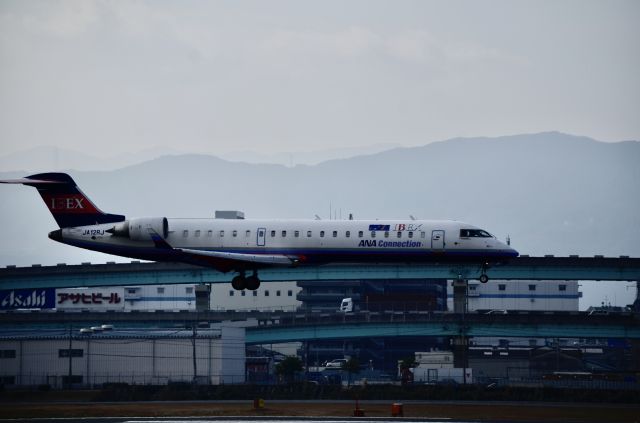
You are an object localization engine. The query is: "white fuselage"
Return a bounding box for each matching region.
[57,218,518,267]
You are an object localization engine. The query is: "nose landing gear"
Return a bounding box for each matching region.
[231,271,261,291]
[479,262,490,283]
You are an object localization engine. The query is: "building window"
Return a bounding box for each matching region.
[282,230,287,237]
[346,231,350,238]
[0,376,15,384]
[559,284,567,291]
[219,230,224,237]
[265,290,270,297]
[271,230,276,237]
[183,230,188,237]
[332,231,337,237]
[232,230,237,237]
[59,349,83,358]
[358,231,363,238]
[529,339,538,347]
[288,290,293,297]
[157,287,165,294]
[0,350,16,359]
[528,284,536,291]
[276,290,281,296]
[307,231,312,237]
[195,230,201,237]
[185,287,193,294]
[469,285,477,291]
[397,231,402,238]
[320,231,325,237]
[294,231,300,237]
[498,284,506,291]
[229,290,234,296]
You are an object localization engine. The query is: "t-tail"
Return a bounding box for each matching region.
[0,173,125,228]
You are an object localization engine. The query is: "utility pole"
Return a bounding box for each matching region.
[191,324,197,384]
[67,324,72,389]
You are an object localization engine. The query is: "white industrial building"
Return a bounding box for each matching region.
[0,326,245,387]
[447,279,581,312]
[53,282,302,312]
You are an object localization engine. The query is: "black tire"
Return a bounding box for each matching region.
[479,274,489,284]
[245,275,260,291]
[231,275,246,290]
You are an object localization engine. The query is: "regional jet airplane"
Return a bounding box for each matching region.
[1,173,518,290]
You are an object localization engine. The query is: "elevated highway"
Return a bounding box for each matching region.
[1,256,639,290]
[0,309,638,341]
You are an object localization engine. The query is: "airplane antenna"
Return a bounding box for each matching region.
[409,215,416,221]
[315,214,321,220]
[349,213,353,221]
[506,235,511,246]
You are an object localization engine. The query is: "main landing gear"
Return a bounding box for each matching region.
[231,271,261,291]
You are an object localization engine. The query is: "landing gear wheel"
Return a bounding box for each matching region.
[245,274,261,291]
[231,274,246,290]
[479,274,489,284]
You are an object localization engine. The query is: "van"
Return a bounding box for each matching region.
[339,298,353,313]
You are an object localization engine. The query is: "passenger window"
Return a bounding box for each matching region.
[307,231,312,237]
[183,230,188,237]
[194,230,200,237]
[408,231,413,239]
[346,231,350,238]
[219,230,224,237]
[358,231,363,238]
[420,232,426,238]
[245,230,251,237]
[282,230,287,237]
[371,231,376,238]
[207,230,213,237]
[270,230,276,237]
[397,231,402,238]
[232,230,237,237]
[320,231,325,237]
[294,230,300,238]
[384,231,389,238]
[332,231,337,237]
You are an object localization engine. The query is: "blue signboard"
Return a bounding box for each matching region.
[0,288,56,309]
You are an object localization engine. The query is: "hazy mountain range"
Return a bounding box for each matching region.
[0,143,402,171]
[1,132,638,307]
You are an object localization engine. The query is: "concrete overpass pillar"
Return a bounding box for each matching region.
[452,278,468,314]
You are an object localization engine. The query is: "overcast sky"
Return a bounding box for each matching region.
[1,0,639,157]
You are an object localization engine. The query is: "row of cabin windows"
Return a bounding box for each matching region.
[229,289,293,297]
[182,229,428,239]
[155,287,193,294]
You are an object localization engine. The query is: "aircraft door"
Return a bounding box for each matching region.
[431,230,445,250]
[257,227,266,247]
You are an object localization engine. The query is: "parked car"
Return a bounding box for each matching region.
[325,359,348,368]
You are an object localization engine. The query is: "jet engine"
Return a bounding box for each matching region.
[108,217,169,241]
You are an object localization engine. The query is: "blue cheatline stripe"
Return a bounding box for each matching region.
[446,294,580,299]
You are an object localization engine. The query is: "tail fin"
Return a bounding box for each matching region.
[0,172,125,228]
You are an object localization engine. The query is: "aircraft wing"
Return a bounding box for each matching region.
[179,248,298,266]
[147,229,300,272]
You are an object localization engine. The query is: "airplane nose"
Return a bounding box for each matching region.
[48,229,62,242]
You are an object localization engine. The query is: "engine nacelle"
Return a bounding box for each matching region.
[109,217,168,241]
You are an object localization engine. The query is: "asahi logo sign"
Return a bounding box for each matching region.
[0,288,55,309]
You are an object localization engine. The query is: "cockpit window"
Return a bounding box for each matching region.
[460,229,492,238]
